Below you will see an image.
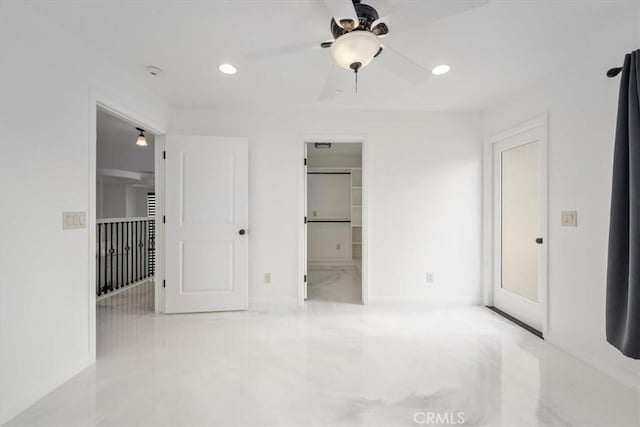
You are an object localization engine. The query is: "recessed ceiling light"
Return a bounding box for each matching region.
[218,63,238,75]
[432,65,451,76]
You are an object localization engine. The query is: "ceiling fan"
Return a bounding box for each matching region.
[246,0,486,99]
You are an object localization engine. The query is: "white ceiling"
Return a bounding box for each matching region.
[34,0,637,111]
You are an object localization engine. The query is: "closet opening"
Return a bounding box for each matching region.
[303,142,364,305]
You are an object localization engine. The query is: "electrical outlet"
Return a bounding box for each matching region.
[336,243,341,250]
[264,273,271,284]
[561,211,578,227]
[426,272,434,284]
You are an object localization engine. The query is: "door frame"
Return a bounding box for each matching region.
[298,135,369,306]
[89,91,166,360]
[482,115,548,336]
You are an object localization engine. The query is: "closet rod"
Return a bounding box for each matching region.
[307,172,351,175]
[307,220,351,223]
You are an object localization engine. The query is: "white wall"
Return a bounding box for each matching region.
[307,173,352,261]
[308,223,352,261]
[99,182,127,218]
[133,187,151,218]
[0,1,168,423]
[170,108,482,306]
[97,132,155,173]
[96,182,150,219]
[307,174,351,220]
[483,14,640,389]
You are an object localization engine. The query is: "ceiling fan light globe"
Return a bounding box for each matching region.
[330,31,380,71]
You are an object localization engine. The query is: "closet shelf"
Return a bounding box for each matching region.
[308,218,350,223]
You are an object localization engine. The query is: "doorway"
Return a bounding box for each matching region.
[303,142,365,304]
[488,117,548,335]
[91,103,164,358]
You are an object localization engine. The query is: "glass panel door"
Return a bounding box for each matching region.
[501,142,539,302]
[492,122,546,333]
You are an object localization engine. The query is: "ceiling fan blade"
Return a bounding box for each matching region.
[324,0,358,29]
[372,0,487,34]
[318,64,354,101]
[244,41,323,60]
[376,42,431,85]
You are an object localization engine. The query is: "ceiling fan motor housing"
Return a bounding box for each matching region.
[327,1,390,74]
[330,1,380,38]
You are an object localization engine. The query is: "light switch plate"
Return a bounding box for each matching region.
[62,211,86,230]
[561,211,578,227]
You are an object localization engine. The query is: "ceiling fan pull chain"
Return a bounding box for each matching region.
[355,69,358,94]
[350,61,362,94]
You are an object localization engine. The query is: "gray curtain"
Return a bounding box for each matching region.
[606,49,640,359]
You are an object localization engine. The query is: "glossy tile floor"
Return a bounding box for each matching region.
[7,281,640,426]
[307,266,362,304]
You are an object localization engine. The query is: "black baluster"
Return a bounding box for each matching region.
[143,220,147,278]
[150,219,155,276]
[135,220,139,281]
[115,222,120,290]
[119,222,123,289]
[138,221,142,280]
[127,221,131,284]
[138,221,144,280]
[97,223,101,296]
[109,222,114,292]
[103,224,107,294]
[118,222,124,288]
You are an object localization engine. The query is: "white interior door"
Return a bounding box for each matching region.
[493,125,546,331]
[165,135,248,313]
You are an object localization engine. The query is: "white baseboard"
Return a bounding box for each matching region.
[249,297,298,311]
[96,277,153,302]
[1,355,94,425]
[545,333,640,392]
[368,296,482,307]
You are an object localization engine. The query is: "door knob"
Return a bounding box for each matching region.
[535,237,543,244]
[239,229,246,235]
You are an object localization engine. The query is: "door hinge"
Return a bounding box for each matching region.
[163,150,166,159]
[304,158,307,166]
[163,280,166,288]
[163,215,166,224]
[304,216,307,224]
[304,274,307,283]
